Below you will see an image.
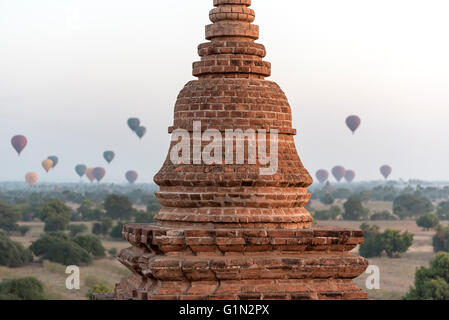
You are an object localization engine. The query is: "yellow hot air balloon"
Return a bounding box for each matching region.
[42,159,54,173]
[85,168,95,182]
[25,172,38,187]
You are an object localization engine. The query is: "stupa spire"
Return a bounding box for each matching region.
[193,0,270,79]
[107,0,369,301]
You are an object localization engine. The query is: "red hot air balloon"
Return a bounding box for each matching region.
[93,167,106,182]
[85,168,95,182]
[332,166,346,182]
[345,116,361,134]
[380,165,392,179]
[344,170,356,183]
[11,135,28,155]
[315,170,329,184]
[125,171,138,184]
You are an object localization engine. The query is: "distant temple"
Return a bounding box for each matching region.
[112,0,368,300]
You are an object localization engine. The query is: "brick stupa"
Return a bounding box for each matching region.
[114,0,368,300]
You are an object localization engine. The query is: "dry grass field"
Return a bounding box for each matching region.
[317,219,447,300]
[1,221,131,300]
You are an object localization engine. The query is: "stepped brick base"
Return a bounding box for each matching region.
[112,224,368,300]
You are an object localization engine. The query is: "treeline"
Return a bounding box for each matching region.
[311,191,449,222]
[0,192,161,270]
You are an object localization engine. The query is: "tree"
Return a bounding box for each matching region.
[342,197,369,221]
[77,200,104,221]
[331,188,352,200]
[0,201,22,232]
[0,232,33,267]
[92,218,112,236]
[416,213,439,230]
[359,223,383,258]
[104,195,134,220]
[0,277,46,300]
[30,232,92,265]
[313,206,341,220]
[73,235,106,258]
[358,224,414,258]
[36,200,71,232]
[436,201,449,220]
[110,222,126,239]
[393,194,433,219]
[432,224,449,253]
[404,252,449,300]
[370,210,398,221]
[381,228,414,258]
[134,211,156,223]
[68,224,88,237]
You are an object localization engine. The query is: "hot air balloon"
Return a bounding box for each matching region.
[125,171,138,184]
[332,166,346,182]
[128,118,140,131]
[25,172,38,187]
[135,126,146,139]
[85,168,95,182]
[42,159,54,173]
[11,135,27,155]
[93,167,106,182]
[345,115,361,134]
[103,151,115,164]
[380,165,392,179]
[48,156,59,169]
[315,170,329,184]
[344,170,356,183]
[75,164,87,178]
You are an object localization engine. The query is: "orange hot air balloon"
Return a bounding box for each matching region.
[85,168,95,182]
[42,159,54,173]
[25,172,38,187]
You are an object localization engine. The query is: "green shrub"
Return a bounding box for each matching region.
[436,201,449,220]
[0,201,22,232]
[319,193,334,205]
[404,252,449,300]
[68,224,88,237]
[416,213,439,230]
[382,228,414,258]
[313,206,341,220]
[0,277,46,300]
[370,210,398,221]
[393,194,433,219]
[432,224,449,253]
[73,235,106,258]
[87,284,112,300]
[0,232,33,267]
[342,197,369,221]
[36,200,71,232]
[110,222,126,240]
[104,195,134,220]
[30,232,92,265]
[18,226,31,236]
[108,248,118,256]
[358,224,414,258]
[359,224,383,258]
[134,211,156,223]
[92,218,112,236]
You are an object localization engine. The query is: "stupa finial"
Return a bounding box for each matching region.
[193,0,271,79]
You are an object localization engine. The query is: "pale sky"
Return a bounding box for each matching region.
[1,0,448,183]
